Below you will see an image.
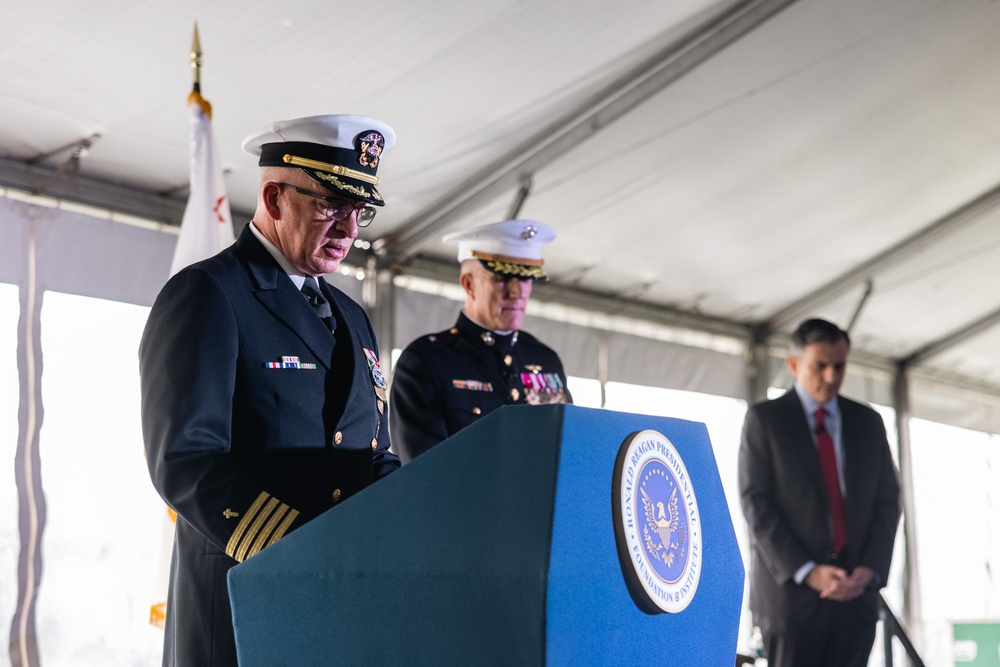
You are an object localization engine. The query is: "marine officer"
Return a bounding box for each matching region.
[390,219,571,463]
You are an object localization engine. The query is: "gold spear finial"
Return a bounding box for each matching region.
[190,22,202,94]
[187,22,211,116]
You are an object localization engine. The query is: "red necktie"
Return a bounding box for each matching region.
[815,407,848,553]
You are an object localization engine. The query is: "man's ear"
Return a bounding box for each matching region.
[786,355,799,377]
[459,271,475,298]
[262,182,283,220]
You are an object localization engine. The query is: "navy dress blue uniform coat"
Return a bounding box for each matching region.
[738,389,900,665]
[140,225,399,667]
[390,312,570,463]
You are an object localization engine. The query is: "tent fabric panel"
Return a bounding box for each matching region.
[909,377,1000,435]
[393,288,464,351]
[1,202,175,307]
[606,331,747,400]
[0,201,996,434]
[0,198,30,286]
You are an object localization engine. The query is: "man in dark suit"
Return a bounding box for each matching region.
[738,318,900,667]
[140,114,400,667]
[390,220,571,463]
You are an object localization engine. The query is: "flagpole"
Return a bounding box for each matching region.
[188,23,211,117]
[190,23,202,95]
[171,20,232,279]
[153,24,235,627]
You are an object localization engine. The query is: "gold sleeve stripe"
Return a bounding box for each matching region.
[225,492,300,562]
[235,497,279,563]
[266,509,299,549]
[246,504,290,560]
[226,492,270,559]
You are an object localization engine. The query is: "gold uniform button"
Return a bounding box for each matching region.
[371,438,378,451]
[504,354,512,366]
[332,489,342,502]
[472,407,481,415]
[334,431,343,445]
[510,388,520,401]
[449,328,459,334]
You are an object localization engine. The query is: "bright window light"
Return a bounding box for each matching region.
[0,283,19,648]
[34,291,163,665]
[566,376,601,408]
[908,418,1000,666]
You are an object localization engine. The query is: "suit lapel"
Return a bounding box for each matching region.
[323,279,359,377]
[237,228,335,368]
[837,396,873,549]
[322,280,357,344]
[837,397,865,502]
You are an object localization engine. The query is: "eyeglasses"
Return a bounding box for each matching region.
[275,182,377,227]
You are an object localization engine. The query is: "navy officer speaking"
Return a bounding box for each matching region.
[140,114,400,667]
[390,220,571,463]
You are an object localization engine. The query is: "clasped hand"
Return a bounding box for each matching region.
[804,564,875,601]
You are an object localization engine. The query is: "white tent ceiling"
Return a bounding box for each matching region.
[4,0,1000,394]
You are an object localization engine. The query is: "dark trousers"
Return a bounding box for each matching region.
[758,597,877,667]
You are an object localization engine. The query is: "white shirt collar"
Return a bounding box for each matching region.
[248,222,306,289]
[793,382,839,421]
[462,310,514,335]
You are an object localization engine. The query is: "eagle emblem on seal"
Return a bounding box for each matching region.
[640,485,681,567]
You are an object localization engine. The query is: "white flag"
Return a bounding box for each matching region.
[169,91,235,276]
[152,89,235,629]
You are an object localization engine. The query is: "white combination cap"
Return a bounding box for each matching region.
[443,220,556,281]
[242,114,395,206]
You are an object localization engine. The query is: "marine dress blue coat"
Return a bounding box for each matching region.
[390,311,570,463]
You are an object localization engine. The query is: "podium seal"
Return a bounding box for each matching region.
[612,429,702,614]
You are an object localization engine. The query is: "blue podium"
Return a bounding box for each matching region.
[228,404,744,666]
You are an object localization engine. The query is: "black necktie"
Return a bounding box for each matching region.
[301,276,335,333]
